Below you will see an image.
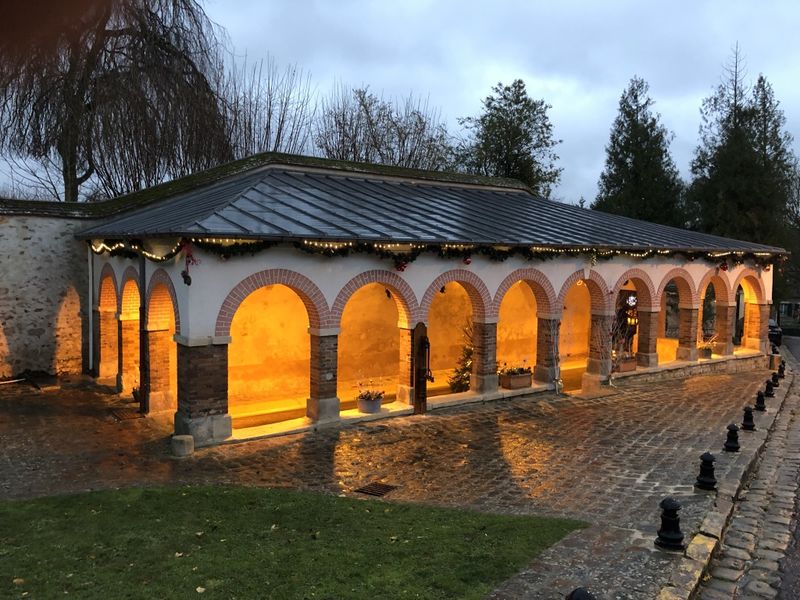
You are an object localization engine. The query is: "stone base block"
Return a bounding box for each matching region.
[676,346,699,362]
[769,354,782,369]
[148,391,174,414]
[581,372,608,393]
[713,341,734,356]
[470,373,498,393]
[636,352,659,368]
[171,434,194,457]
[586,357,612,376]
[534,364,557,383]
[174,412,231,447]
[396,384,414,405]
[306,396,340,422]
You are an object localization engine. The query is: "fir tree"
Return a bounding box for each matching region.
[448,321,473,393]
[591,77,684,226]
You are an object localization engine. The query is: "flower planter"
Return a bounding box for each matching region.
[615,357,637,373]
[499,372,532,389]
[698,347,713,359]
[357,397,382,414]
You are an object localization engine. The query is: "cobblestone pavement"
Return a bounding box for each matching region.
[0,364,791,599]
[697,342,799,600]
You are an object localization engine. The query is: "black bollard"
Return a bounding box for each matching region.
[765,380,775,398]
[778,363,786,379]
[724,423,740,452]
[565,588,597,600]
[742,406,756,431]
[755,391,766,412]
[654,497,685,551]
[771,372,780,388]
[695,452,717,490]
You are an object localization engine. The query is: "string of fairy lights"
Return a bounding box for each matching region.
[88,237,782,270]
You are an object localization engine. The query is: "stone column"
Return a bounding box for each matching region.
[308,328,340,421]
[117,314,140,393]
[586,312,613,376]
[635,310,659,367]
[745,303,770,353]
[534,315,560,383]
[713,302,736,355]
[676,306,699,361]
[174,337,231,447]
[397,327,414,404]
[97,308,119,382]
[471,320,498,393]
[146,328,174,413]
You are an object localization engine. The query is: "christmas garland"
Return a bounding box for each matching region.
[89,237,783,271]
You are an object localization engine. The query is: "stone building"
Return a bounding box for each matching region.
[0,154,783,446]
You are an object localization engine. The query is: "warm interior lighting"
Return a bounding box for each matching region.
[147,283,177,410]
[559,281,591,390]
[97,274,119,380]
[337,283,399,406]
[119,279,141,393]
[428,281,472,394]
[497,281,537,372]
[228,284,310,426]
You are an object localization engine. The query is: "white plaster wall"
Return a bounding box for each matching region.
[93,244,773,341]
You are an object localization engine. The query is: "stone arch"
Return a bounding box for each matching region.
[331,270,420,329]
[731,268,766,305]
[611,268,658,311]
[655,268,699,307]
[118,265,140,316]
[215,269,330,336]
[419,269,493,323]
[146,269,181,335]
[98,263,118,309]
[557,270,611,313]
[493,268,558,316]
[697,269,733,305]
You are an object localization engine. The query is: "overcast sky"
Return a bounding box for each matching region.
[204,0,800,203]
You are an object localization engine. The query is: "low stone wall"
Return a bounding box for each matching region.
[613,354,768,387]
[0,214,90,378]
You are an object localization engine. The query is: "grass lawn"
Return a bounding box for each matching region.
[0,486,583,599]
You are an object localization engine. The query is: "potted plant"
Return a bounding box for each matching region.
[498,361,533,389]
[698,336,716,359]
[356,382,385,414]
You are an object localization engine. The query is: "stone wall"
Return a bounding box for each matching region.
[0,215,90,378]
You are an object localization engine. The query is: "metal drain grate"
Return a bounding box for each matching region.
[355,482,397,497]
[109,407,144,422]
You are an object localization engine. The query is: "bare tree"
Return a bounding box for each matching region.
[221,56,316,158]
[0,0,231,201]
[314,86,452,170]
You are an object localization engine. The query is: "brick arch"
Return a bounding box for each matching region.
[731,268,766,304]
[656,268,699,307]
[331,270,420,329]
[98,263,118,312]
[556,270,611,313]
[419,269,493,322]
[492,268,557,316]
[215,269,330,336]
[146,269,181,335]
[119,266,140,317]
[611,268,658,311]
[697,269,733,305]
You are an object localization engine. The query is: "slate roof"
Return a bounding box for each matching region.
[74,154,785,254]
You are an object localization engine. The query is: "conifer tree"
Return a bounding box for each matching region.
[591,77,684,226]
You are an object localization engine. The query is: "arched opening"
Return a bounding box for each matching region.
[657,281,681,363]
[428,281,473,395]
[0,322,9,379]
[611,280,640,372]
[698,281,719,359]
[734,276,765,353]
[119,278,140,393]
[496,281,537,378]
[559,280,591,391]
[337,283,401,410]
[147,283,177,413]
[97,274,119,381]
[228,284,310,427]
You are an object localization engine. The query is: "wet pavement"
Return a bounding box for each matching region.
[0,361,792,599]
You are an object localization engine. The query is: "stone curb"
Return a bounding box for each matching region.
[656,360,796,600]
